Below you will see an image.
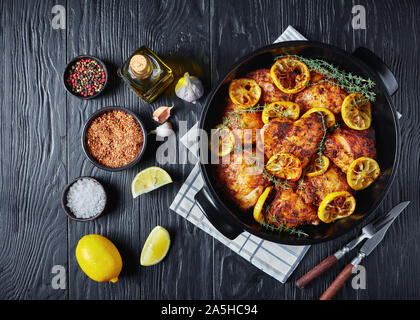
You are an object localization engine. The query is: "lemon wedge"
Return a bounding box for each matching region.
[140,226,171,266]
[253,186,273,223]
[131,167,172,198]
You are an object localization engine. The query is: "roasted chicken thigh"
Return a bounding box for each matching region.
[221,99,264,144]
[298,162,352,206]
[265,187,319,228]
[246,68,291,104]
[214,149,268,211]
[324,127,376,172]
[294,82,347,114]
[260,113,324,168]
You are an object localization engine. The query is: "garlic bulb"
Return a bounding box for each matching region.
[153,106,173,123]
[175,72,204,104]
[151,122,175,138]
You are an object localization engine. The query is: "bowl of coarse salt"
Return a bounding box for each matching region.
[62,177,107,221]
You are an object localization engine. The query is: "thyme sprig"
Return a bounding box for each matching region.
[297,176,305,191]
[264,103,296,120]
[263,169,282,186]
[260,219,309,238]
[317,111,328,158]
[274,55,376,102]
[263,169,292,190]
[244,104,266,113]
[221,104,266,129]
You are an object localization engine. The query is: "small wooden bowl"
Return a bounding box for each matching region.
[61,176,107,222]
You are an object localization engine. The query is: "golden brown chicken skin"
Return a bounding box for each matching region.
[265,187,319,227]
[294,82,347,114]
[214,149,268,211]
[260,113,324,168]
[246,68,291,104]
[298,162,352,206]
[221,99,264,144]
[324,127,376,172]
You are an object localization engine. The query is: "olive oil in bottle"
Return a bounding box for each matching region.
[118,46,173,103]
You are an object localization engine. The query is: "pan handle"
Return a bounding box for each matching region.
[352,47,398,96]
[194,187,243,240]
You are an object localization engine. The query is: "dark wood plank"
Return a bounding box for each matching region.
[0,0,68,299]
[210,0,289,300]
[66,0,143,300]
[334,0,420,300]
[134,0,212,300]
[289,0,420,300]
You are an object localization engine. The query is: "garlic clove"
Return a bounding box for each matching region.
[153,106,173,123]
[152,122,175,138]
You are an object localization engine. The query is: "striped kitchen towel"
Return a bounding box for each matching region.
[170,26,310,283]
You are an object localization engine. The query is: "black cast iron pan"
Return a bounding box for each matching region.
[195,41,399,245]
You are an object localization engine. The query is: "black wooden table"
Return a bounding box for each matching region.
[1,0,419,300]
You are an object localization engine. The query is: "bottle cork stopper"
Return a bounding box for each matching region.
[129,54,149,75]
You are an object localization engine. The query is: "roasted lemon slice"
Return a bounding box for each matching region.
[228,78,261,108]
[318,191,356,223]
[347,157,380,190]
[270,57,310,94]
[266,152,302,181]
[305,155,330,177]
[261,101,300,124]
[253,186,273,223]
[209,125,235,157]
[302,107,336,128]
[341,93,372,130]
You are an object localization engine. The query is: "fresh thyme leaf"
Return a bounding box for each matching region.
[297,176,305,190]
[220,104,266,129]
[263,169,283,186]
[259,220,309,238]
[282,179,290,190]
[316,111,328,163]
[331,122,340,130]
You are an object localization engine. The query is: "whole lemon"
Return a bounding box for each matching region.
[76,234,122,283]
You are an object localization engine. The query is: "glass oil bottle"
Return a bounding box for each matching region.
[118,46,174,103]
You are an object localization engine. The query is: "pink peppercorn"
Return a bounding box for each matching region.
[66,58,106,98]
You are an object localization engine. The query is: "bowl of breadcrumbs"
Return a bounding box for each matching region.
[82,107,147,171]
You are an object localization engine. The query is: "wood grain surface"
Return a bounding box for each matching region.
[0,0,419,300]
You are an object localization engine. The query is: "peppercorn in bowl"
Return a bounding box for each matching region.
[63,55,108,99]
[82,107,147,171]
